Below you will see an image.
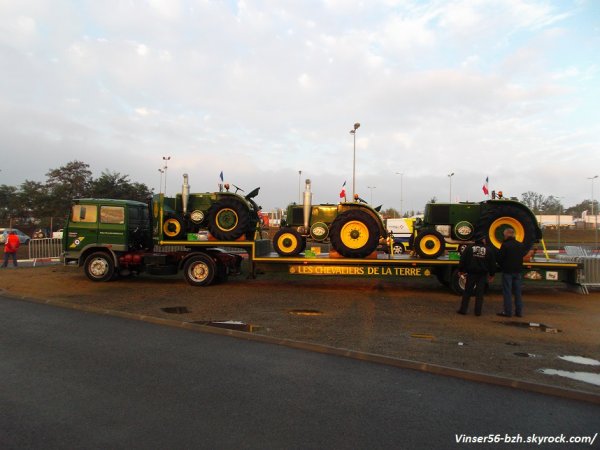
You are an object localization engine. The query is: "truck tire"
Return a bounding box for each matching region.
[273,228,305,257]
[207,198,249,241]
[477,205,537,250]
[84,251,115,282]
[330,209,380,258]
[414,230,445,259]
[183,253,216,286]
[163,213,186,240]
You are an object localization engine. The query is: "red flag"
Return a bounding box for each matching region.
[482,177,489,196]
[339,188,346,198]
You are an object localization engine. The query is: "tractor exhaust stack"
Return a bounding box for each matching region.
[303,179,312,231]
[182,174,190,214]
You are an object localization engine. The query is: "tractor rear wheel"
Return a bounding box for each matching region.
[330,210,380,258]
[207,198,250,241]
[414,230,445,259]
[273,228,305,257]
[477,205,537,250]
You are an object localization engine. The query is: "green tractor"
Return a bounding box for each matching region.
[413,199,542,259]
[158,174,261,241]
[273,179,387,258]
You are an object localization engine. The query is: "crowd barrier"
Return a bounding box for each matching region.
[29,238,63,260]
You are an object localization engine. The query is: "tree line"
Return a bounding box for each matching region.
[0,160,152,230]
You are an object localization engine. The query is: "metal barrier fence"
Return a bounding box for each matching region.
[556,246,600,294]
[29,238,63,260]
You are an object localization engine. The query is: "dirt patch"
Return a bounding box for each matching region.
[1,263,600,395]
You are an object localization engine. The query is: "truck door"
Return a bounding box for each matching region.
[98,205,126,249]
[66,204,99,251]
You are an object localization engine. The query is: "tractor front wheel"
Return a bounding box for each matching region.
[273,228,305,257]
[414,230,445,259]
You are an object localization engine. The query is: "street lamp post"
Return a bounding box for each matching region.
[298,170,302,203]
[448,172,455,203]
[162,156,171,195]
[395,172,403,217]
[589,175,599,250]
[350,122,360,199]
[158,168,164,194]
[367,186,376,204]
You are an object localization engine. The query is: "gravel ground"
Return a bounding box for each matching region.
[1,262,599,396]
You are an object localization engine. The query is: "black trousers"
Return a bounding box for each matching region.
[459,272,487,315]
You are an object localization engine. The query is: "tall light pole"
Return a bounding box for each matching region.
[395,172,404,217]
[158,168,164,194]
[298,170,302,203]
[589,175,598,250]
[162,156,171,195]
[350,122,360,199]
[367,186,376,204]
[448,172,455,203]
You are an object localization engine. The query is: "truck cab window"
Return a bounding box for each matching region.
[71,205,98,223]
[100,206,125,224]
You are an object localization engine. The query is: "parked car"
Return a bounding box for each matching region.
[0,228,32,245]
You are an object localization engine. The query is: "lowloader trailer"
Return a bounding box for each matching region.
[62,176,583,294]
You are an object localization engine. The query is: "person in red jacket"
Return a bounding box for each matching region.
[2,230,20,267]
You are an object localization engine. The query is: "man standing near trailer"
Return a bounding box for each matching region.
[497,227,528,318]
[457,234,496,316]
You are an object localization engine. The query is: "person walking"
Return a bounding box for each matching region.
[457,234,496,316]
[497,227,528,318]
[2,230,20,268]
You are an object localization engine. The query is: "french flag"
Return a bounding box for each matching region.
[482,177,489,196]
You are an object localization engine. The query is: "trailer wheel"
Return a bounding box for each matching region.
[84,252,115,282]
[450,268,489,296]
[414,230,445,259]
[207,198,249,241]
[450,268,466,295]
[273,228,305,257]
[183,254,216,286]
[477,205,537,250]
[330,209,380,258]
[163,213,186,240]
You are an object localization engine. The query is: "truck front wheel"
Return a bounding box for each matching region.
[183,254,216,286]
[84,252,115,282]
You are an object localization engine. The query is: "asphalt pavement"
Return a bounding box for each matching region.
[0,295,598,450]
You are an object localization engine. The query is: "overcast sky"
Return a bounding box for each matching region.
[1,0,599,213]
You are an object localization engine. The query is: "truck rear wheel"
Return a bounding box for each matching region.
[183,253,216,286]
[207,198,249,241]
[84,251,115,282]
[478,205,536,250]
[273,228,305,257]
[414,230,445,259]
[330,210,380,258]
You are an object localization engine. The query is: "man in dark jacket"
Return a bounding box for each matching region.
[457,234,496,316]
[497,227,528,317]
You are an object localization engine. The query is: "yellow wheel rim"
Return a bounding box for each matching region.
[277,232,299,254]
[489,217,525,249]
[340,220,369,250]
[215,208,239,232]
[163,218,181,237]
[419,235,442,256]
